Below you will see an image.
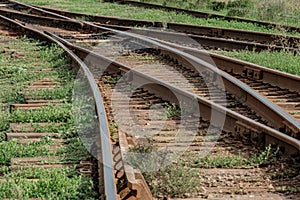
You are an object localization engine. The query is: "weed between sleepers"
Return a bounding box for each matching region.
[9,104,73,123]
[127,143,279,197]
[0,167,96,199]
[0,37,97,199]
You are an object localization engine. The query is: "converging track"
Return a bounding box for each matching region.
[0,1,299,199]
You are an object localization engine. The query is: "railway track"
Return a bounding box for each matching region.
[2,0,300,52]
[113,0,300,33]
[0,2,299,199]
[3,3,298,139]
[3,4,299,138]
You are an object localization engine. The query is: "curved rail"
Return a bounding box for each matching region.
[0,15,118,200]
[1,2,299,145]
[45,33,300,155]
[2,3,299,199]
[115,0,300,33]
[154,39,300,93]
[81,22,300,136]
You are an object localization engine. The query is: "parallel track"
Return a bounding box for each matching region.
[0,11,150,200]
[3,0,300,52]
[27,3,300,49]
[0,2,299,199]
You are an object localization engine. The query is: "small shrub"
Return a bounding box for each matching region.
[226,0,253,17]
[249,144,279,165]
[163,102,181,119]
[210,1,226,11]
[144,165,200,197]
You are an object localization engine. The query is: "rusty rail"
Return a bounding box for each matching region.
[155,40,300,93]
[118,130,153,200]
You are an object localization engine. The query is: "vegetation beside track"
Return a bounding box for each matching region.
[19,0,300,37]
[131,0,300,28]
[0,167,95,199]
[212,50,300,76]
[127,135,293,197]
[0,37,73,140]
[0,37,97,199]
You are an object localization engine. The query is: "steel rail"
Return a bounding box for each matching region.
[152,38,300,93]
[0,9,100,32]
[0,15,118,200]
[2,7,296,53]
[110,26,298,52]
[115,0,300,33]
[43,32,300,155]
[3,2,299,139]
[22,4,300,49]
[2,4,298,199]
[5,0,300,50]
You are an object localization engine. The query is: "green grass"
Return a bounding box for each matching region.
[213,50,300,76]
[144,165,200,197]
[19,0,300,37]
[0,167,96,199]
[163,102,181,119]
[23,85,74,101]
[127,145,201,197]
[0,37,72,104]
[0,38,41,104]
[0,139,54,165]
[180,144,279,169]
[10,104,73,123]
[0,37,71,140]
[0,37,97,199]
[132,0,300,28]
[128,144,279,197]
